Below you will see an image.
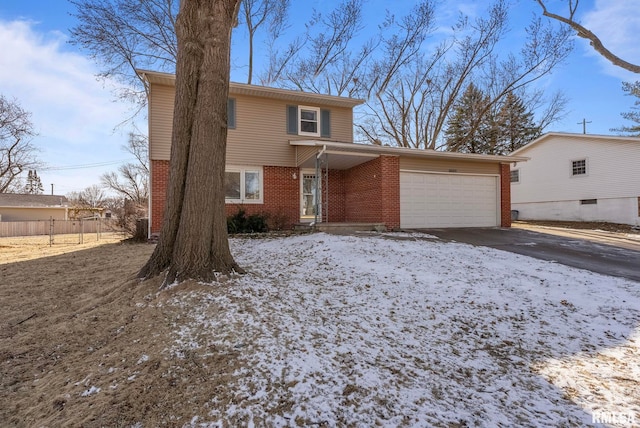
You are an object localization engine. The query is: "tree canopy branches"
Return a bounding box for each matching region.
[70,0,575,154]
[0,95,40,193]
[534,0,640,74]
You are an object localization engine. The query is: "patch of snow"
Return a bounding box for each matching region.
[81,386,100,397]
[136,355,149,365]
[170,233,640,426]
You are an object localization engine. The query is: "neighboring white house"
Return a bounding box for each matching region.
[510,132,640,226]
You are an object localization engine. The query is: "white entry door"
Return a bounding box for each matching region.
[301,173,321,220]
[400,172,499,228]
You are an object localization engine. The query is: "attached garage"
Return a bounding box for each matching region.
[400,171,499,228]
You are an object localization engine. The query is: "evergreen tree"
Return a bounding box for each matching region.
[446,88,540,155]
[612,81,640,136]
[24,170,44,194]
[495,92,540,154]
[445,83,492,154]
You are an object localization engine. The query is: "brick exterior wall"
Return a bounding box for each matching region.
[150,163,301,234]
[344,156,400,230]
[379,156,401,230]
[226,166,300,230]
[150,157,503,234]
[150,160,170,234]
[500,163,512,227]
[325,169,346,222]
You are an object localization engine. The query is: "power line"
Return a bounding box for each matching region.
[40,159,136,171]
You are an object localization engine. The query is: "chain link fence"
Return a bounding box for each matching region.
[0,218,128,245]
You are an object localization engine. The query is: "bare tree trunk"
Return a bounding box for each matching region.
[139,0,243,285]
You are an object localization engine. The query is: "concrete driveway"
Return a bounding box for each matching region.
[415,225,640,283]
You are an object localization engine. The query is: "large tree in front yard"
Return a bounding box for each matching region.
[138,0,244,285]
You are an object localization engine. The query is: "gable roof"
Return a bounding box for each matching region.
[510,132,640,156]
[0,194,69,208]
[137,69,365,109]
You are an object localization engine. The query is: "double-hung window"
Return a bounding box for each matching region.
[287,105,331,138]
[225,167,263,203]
[572,159,587,176]
[298,106,320,136]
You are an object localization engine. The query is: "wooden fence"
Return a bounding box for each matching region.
[0,218,119,238]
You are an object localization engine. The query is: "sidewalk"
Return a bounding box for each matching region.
[512,222,640,252]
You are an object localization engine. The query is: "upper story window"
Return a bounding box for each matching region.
[572,159,587,176]
[287,105,331,138]
[510,169,520,183]
[299,106,320,136]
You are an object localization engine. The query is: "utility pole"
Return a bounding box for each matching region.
[577,118,592,134]
[51,183,54,195]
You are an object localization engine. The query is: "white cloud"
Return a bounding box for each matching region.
[581,0,640,80]
[0,19,139,194]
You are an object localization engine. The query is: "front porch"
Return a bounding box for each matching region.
[291,140,401,230]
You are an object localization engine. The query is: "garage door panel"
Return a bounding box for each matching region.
[400,172,498,228]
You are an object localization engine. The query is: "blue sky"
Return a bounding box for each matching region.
[0,0,639,195]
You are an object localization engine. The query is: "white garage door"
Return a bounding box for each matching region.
[400,172,499,228]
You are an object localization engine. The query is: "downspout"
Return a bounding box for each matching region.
[314,145,327,224]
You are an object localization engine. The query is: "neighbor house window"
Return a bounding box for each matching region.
[225,167,263,203]
[572,159,587,176]
[510,169,520,183]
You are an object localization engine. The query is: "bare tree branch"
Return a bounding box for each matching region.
[535,0,640,73]
[0,95,40,193]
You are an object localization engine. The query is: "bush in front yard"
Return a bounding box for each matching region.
[227,208,269,234]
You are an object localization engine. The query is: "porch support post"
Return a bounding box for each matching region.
[325,154,329,222]
[314,155,319,224]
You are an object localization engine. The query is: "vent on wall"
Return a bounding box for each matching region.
[580,199,597,205]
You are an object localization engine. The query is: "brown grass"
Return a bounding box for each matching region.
[0,237,242,427]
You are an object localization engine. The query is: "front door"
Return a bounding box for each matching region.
[301,173,321,221]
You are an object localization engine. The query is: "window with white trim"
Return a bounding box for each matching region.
[298,106,320,136]
[510,169,520,183]
[572,159,586,176]
[225,167,263,203]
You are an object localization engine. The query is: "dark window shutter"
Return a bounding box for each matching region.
[321,109,331,138]
[286,105,298,135]
[227,98,236,129]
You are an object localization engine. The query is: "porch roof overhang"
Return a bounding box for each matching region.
[291,140,529,170]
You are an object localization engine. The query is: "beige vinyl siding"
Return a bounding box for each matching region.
[511,135,640,203]
[400,157,500,174]
[149,85,355,166]
[0,207,67,221]
[296,145,318,166]
[149,84,175,160]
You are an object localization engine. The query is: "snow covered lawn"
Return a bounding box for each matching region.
[169,233,639,427]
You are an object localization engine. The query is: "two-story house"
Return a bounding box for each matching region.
[140,70,524,236]
[510,132,640,226]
